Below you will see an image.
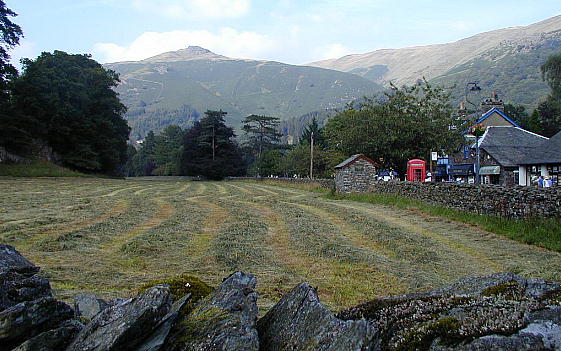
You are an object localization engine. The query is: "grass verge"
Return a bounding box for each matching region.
[325,192,561,253]
[0,160,91,177]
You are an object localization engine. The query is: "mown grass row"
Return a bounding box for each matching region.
[325,192,561,253]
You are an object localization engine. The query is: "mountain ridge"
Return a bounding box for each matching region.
[307,15,561,86]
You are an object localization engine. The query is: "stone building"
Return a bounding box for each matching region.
[334,154,379,193]
[452,126,546,186]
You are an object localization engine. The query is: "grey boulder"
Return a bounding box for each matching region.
[0,296,74,350]
[0,244,52,311]
[66,284,172,351]
[257,282,374,351]
[12,319,83,351]
[165,271,259,351]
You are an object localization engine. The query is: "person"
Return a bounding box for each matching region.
[538,175,544,187]
[544,176,553,188]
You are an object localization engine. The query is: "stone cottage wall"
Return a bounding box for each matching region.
[335,159,377,193]
[368,181,561,219]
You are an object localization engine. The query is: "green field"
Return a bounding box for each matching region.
[1,177,560,313]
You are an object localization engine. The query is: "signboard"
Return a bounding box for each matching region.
[431,152,438,161]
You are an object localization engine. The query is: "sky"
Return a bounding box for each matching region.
[7,0,561,68]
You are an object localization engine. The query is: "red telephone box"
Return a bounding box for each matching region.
[407,159,426,182]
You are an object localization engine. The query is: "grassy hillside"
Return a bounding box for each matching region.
[0,160,91,177]
[106,51,382,138]
[309,15,561,108]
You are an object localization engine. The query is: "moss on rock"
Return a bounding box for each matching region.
[481,281,521,299]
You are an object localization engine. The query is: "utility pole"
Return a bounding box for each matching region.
[309,131,314,179]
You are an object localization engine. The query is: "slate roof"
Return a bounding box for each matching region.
[520,131,561,165]
[335,154,379,169]
[475,108,521,128]
[478,127,548,167]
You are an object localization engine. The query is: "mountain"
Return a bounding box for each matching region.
[105,46,382,139]
[309,15,561,107]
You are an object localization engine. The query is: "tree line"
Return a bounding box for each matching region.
[1,1,559,178]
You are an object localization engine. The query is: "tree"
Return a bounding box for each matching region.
[242,114,282,159]
[180,110,246,179]
[129,131,157,176]
[324,81,463,176]
[11,51,130,173]
[504,104,529,130]
[153,125,184,175]
[0,0,24,152]
[537,53,561,137]
[300,117,326,149]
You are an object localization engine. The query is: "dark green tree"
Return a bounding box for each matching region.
[537,53,561,137]
[242,114,282,159]
[528,109,543,135]
[153,125,184,175]
[299,117,326,149]
[504,104,530,130]
[11,51,130,173]
[129,131,157,176]
[180,110,246,179]
[0,0,25,152]
[324,81,463,176]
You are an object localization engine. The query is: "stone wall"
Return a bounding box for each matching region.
[335,159,377,193]
[368,181,561,219]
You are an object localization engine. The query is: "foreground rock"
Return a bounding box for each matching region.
[337,273,561,350]
[163,271,259,351]
[66,285,172,351]
[12,319,83,351]
[257,282,374,351]
[0,244,51,311]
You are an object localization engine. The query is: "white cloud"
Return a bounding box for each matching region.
[132,0,250,19]
[93,28,273,63]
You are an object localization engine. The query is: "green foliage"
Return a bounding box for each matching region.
[395,317,461,351]
[138,273,213,304]
[281,144,346,178]
[179,110,246,179]
[536,98,561,137]
[300,117,326,149]
[326,192,561,253]
[481,281,521,299]
[324,81,463,176]
[0,160,92,177]
[527,109,544,134]
[0,1,24,152]
[504,104,530,129]
[9,51,130,174]
[256,149,283,176]
[541,52,561,99]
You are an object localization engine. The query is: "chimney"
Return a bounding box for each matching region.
[480,91,504,115]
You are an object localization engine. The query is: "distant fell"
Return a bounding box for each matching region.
[309,15,561,107]
[106,47,382,139]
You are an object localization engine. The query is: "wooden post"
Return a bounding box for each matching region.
[310,131,314,179]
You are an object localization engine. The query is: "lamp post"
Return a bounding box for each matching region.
[465,82,481,109]
[470,124,485,185]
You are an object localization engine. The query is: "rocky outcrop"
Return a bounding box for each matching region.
[0,245,52,311]
[11,319,83,351]
[337,273,561,350]
[257,283,374,351]
[66,285,172,351]
[2,246,561,351]
[73,294,110,320]
[164,271,259,351]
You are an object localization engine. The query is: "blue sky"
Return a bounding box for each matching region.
[8,0,561,67]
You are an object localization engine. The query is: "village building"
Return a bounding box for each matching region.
[334,154,379,193]
[518,131,561,186]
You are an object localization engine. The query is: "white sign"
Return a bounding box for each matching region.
[431,152,438,161]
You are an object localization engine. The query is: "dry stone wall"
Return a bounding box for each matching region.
[368,181,561,219]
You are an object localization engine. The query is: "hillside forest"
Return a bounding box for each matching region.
[1,2,560,178]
